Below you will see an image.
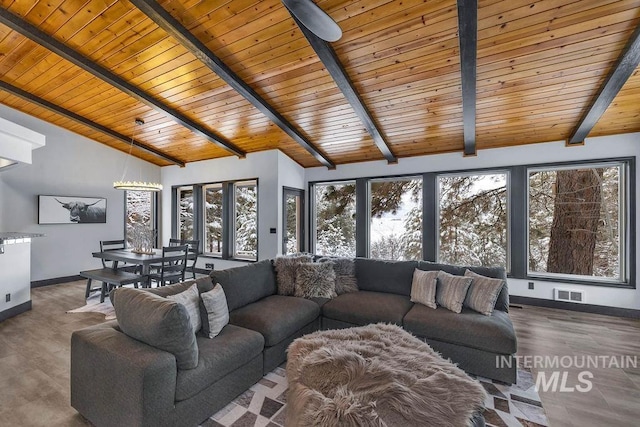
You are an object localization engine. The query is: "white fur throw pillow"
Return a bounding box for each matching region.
[294,262,337,299]
[274,255,313,295]
[200,284,229,338]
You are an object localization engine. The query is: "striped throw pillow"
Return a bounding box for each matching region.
[436,270,473,313]
[463,269,505,316]
[410,269,438,308]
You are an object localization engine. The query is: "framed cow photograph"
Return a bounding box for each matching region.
[38,195,107,224]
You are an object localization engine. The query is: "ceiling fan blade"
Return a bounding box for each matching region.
[282,0,342,42]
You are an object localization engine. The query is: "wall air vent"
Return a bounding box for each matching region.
[554,288,586,304]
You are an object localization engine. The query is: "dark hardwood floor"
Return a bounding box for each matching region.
[0,281,638,426]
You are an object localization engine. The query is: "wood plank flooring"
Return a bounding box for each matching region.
[0,281,638,426]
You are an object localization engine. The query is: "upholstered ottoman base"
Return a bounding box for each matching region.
[286,323,486,427]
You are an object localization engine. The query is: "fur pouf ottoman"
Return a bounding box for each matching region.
[286,323,486,427]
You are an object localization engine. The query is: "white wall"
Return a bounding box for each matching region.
[306,134,640,310]
[0,104,161,282]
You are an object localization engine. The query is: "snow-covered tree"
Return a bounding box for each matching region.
[234,184,257,259]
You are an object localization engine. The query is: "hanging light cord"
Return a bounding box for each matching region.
[119,119,142,183]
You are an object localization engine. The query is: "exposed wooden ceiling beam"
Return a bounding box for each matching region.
[568,25,640,145]
[0,79,185,167]
[457,0,478,156]
[131,0,335,169]
[290,16,398,164]
[0,7,245,159]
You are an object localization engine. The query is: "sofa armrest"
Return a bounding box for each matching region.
[71,322,177,427]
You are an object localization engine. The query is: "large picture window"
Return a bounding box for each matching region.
[369,177,422,260]
[125,191,155,247]
[173,179,258,261]
[233,181,258,260]
[177,186,194,241]
[314,181,357,257]
[438,173,508,268]
[528,163,625,282]
[308,157,633,288]
[203,184,223,256]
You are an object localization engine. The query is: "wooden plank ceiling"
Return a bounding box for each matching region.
[0,0,638,168]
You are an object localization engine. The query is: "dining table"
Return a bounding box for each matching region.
[92,248,195,287]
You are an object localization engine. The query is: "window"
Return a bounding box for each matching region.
[203,184,223,256]
[233,181,258,260]
[284,188,304,255]
[369,177,422,260]
[177,186,194,241]
[125,191,156,247]
[438,173,508,267]
[309,157,633,287]
[173,180,259,261]
[314,181,356,257]
[528,163,625,282]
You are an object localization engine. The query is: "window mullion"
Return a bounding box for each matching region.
[423,173,437,262]
[355,178,369,258]
[222,182,232,260]
[510,166,527,278]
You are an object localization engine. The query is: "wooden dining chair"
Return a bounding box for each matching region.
[100,239,141,273]
[147,245,189,287]
[182,239,200,279]
[168,238,182,246]
[82,240,145,302]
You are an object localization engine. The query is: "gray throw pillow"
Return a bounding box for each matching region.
[112,287,198,370]
[410,269,438,309]
[436,270,473,314]
[294,262,337,299]
[318,257,358,295]
[167,283,201,333]
[274,255,313,296]
[200,284,230,339]
[464,269,505,316]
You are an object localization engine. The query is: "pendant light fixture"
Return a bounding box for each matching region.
[113,118,163,192]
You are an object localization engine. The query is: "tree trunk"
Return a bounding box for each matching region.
[547,169,603,275]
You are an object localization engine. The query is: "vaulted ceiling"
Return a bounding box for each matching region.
[0,0,638,169]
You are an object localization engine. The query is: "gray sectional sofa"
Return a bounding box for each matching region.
[71,257,516,427]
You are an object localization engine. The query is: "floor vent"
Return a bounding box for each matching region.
[554,288,586,304]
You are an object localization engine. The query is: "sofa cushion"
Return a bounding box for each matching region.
[167,283,202,333]
[418,261,509,312]
[274,255,313,295]
[229,295,320,347]
[112,287,199,370]
[318,257,358,294]
[322,291,414,326]
[201,284,230,338]
[464,269,505,316]
[211,259,276,311]
[175,324,264,401]
[355,258,418,296]
[294,262,337,299]
[403,304,517,354]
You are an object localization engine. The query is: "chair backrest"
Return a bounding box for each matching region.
[100,239,126,268]
[182,239,200,267]
[169,238,182,247]
[160,245,189,280]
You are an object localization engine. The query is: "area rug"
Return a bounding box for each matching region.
[66,292,116,320]
[199,366,548,427]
